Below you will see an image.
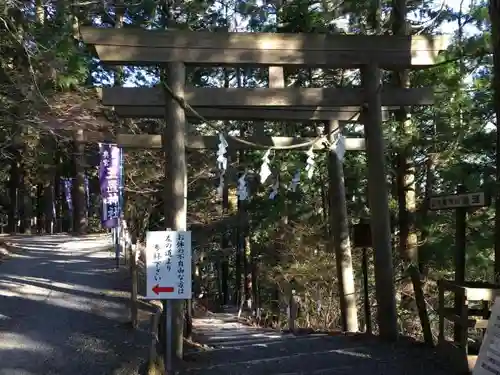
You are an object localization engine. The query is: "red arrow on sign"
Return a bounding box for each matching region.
[152,284,175,295]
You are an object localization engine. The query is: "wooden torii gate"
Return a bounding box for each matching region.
[79,27,445,358]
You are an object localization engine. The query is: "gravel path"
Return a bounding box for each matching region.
[0,235,150,375]
[183,313,453,375]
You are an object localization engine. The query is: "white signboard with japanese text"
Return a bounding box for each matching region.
[145,230,192,300]
[430,192,486,211]
[473,297,500,375]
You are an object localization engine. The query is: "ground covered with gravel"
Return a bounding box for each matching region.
[0,235,151,375]
[0,235,457,375]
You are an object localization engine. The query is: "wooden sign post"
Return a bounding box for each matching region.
[353,220,373,334]
[430,186,487,342]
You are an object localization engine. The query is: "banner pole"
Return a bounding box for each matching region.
[117,147,124,267]
[115,225,120,268]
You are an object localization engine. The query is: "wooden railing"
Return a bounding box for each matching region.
[437,279,500,373]
[115,221,146,329]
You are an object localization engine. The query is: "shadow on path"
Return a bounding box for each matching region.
[182,313,452,375]
[0,235,150,375]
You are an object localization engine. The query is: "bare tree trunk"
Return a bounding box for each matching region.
[490,0,500,281]
[42,133,57,234]
[220,69,231,307]
[4,7,27,235]
[36,0,49,235]
[234,216,242,304]
[243,233,251,308]
[8,146,20,234]
[72,129,87,234]
[419,155,436,275]
[54,146,63,233]
[391,0,417,264]
[35,0,45,24]
[391,0,432,345]
[36,184,43,234]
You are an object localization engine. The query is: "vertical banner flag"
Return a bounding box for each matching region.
[99,143,123,229]
[62,178,73,211]
[119,146,124,214]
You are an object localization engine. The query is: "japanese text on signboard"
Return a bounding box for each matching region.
[176,233,186,296]
[430,192,486,210]
[145,230,192,300]
[99,143,123,228]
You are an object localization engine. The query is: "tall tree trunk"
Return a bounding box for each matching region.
[490,0,500,281]
[18,152,29,234]
[35,0,45,234]
[251,243,259,312]
[54,145,64,233]
[36,184,44,234]
[243,233,252,308]
[391,0,432,344]
[44,136,57,234]
[236,69,251,309]
[5,7,27,235]
[228,184,238,300]
[35,0,44,24]
[419,154,436,275]
[72,130,87,234]
[55,0,87,234]
[234,200,242,305]
[8,146,21,234]
[220,257,229,306]
[220,69,231,307]
[392,0,417,264]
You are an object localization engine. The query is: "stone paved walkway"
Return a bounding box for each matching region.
[182,312,452,375]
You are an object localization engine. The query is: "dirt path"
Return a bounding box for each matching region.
[0,235,151,375]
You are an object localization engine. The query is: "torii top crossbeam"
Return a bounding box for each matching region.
[80,27,447,68]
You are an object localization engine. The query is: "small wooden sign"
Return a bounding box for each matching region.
[429,192,486,211]
[353,222,372,248]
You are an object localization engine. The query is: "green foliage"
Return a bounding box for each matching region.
[0,0,499,338]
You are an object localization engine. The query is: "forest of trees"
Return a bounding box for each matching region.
[1,0,499,342]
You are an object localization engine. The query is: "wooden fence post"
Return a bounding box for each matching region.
[130,238,138,329]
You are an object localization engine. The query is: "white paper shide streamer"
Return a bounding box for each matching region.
[269,176,279,200]
[332,133,346,162]
[259,149,272,184]
[305,146,315,179]
[216,133,228,197]
[237,172,249,201]
[289,170,300,192]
